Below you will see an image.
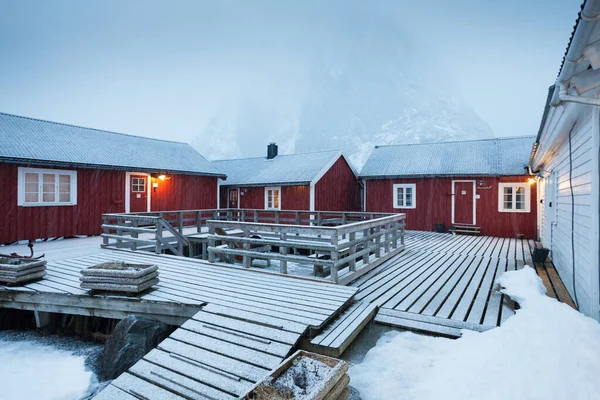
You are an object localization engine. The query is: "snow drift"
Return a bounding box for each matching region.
[350,266,600,400]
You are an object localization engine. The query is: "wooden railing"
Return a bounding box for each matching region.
[206,213,406,284]
[101,209,405,284]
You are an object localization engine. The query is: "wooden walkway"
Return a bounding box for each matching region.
[94,303,306,399]
[0,249,357,330]
[353,231,575,337]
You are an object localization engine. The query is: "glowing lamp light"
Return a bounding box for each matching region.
[528,178,536,185]
[158,174,167,181]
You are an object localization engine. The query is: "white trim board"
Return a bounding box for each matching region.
[451,180,476,225]
[125,172,151,213]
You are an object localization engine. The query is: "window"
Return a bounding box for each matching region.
[393,184,416,209]
[265,187,281,210]
[131,177,146,192]
[498,183,530,213]
[18,167,77,206]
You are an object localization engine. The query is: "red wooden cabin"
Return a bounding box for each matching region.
[0,112,225,243]
[359,137,537,238]
[214,144,360,212]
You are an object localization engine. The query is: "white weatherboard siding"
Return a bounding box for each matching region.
[538,107,598,319]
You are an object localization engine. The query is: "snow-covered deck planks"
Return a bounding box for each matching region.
[0,248,357,329]
[353,231,573,336]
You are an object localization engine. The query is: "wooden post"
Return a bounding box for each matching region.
[254,210,258,222]
[196,211,202,232]
[155,221,163,254]
[280,232,288,274]
[275,211,280,224]
[349,231,356,272]
[242,228,250,268]
[241,209,246,222]
[330,233,339,283]
[362,228,370,266]
[208,223,216,263]
[116,217,124,248]
[177,212,183,234]
[131,219,138,251]
[317,212,322,226]
[384,223,391,254]
[375,226,382,258]
[102,216,109,246]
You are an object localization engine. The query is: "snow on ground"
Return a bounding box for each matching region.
[0,332,100,400]
[0,236,104,261]
[350,266,600,400]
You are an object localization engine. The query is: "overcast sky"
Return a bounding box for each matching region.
[0,0,582,144]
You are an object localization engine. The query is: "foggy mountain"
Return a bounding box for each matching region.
[192,9,493,168]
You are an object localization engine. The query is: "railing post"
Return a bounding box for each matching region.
[208,222,216,263]
[317,212,322,226]
[392,220,399,249]
[275,211,280,224]
[116,217,124,248]
[384,223,391,254]
[155,220,163,254]
[177,212,183,234]
[349,231,356,272]
[131,219,138,251]
[241,209,246,222]
[254,210,258,222]
[196,211,202,232]
[242,228,251,268]
[102,215,109,246]
[363,228,370,266]
[295,211,300,225]
[375,226,382,258]
[330,233,339,283]
[280,232,288,274]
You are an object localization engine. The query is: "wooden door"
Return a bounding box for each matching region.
[228,188,239,208]
[130,175,148,212]
[453,181,475,225]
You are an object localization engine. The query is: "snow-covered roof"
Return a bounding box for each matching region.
[0,112,224,176]
[359,136,535,179]
[213,149,350,186]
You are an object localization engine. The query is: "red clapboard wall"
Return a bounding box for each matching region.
[365,175,537,239]
[219,185,311,210]
[0,163,219,243]
[315,156,360,211]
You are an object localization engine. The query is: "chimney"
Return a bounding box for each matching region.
[267,142,278,159]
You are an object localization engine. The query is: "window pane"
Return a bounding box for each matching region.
[515,186,525,209]
[504,201,512,210]
[405,188,413,207]
[42,174,56,202]
[25,173,38,184]
[25,192,39,203]
[397,187,404,206]
[59,175,71,202]
[274,190,279,208]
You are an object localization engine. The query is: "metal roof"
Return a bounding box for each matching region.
[213,149,345,186]
[0,112,224,176]
[359,136,535,179]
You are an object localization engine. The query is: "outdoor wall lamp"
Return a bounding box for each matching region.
[153,182,159,192]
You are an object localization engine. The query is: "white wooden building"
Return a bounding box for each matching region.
[530,0,600,321]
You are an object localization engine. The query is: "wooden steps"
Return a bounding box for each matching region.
[304,301,377,357]
[94,303,306,399]
[374,308,494,338]
[450,224,481,235]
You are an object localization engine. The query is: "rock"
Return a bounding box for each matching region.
[100,315,173,380]
[347,385,362,400]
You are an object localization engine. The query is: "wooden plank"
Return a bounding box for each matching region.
[130,359,237,400]
[111,372,186,400]
[450,256,491,322]
[191,309,302,345]
[466,257,501,325]
[378,308,494,332]
[481,258,508,327]
[544,265,577,308]
[374,313,462,338]
[144,349,252,397]
[92,384,139,400]
[159,338,269,382]
[328,304,377,351]
[202,303,306,334]
[312,302,371,346]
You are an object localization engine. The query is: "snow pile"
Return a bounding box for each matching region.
[272,356,339,399]
[350,266,600,400]
[0,338,97,400]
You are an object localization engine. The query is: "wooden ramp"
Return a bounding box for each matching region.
[304,301,377,357]
[94,303,307,399]
[353,231,575,336]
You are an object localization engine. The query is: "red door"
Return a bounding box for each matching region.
[228,188,239,208]
[454,181,474,225]
[130,175,148,212]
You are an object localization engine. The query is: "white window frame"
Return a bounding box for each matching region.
[264,186,281,210]
[17,167,77,207]
[498,182,530,213]
[393,183,416,209]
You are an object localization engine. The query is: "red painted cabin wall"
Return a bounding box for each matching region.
[315,157,360,211]
[220,185,311,210]
[0,163,218,243]
[365,176,537,239]
[150,174,217,211]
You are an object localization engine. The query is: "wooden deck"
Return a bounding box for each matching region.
[0,249,357,329]
[353,231,575,337]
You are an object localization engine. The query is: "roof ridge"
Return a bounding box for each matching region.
[0,111,192,146]
[373,136,536,149]
[212,148,341,162]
